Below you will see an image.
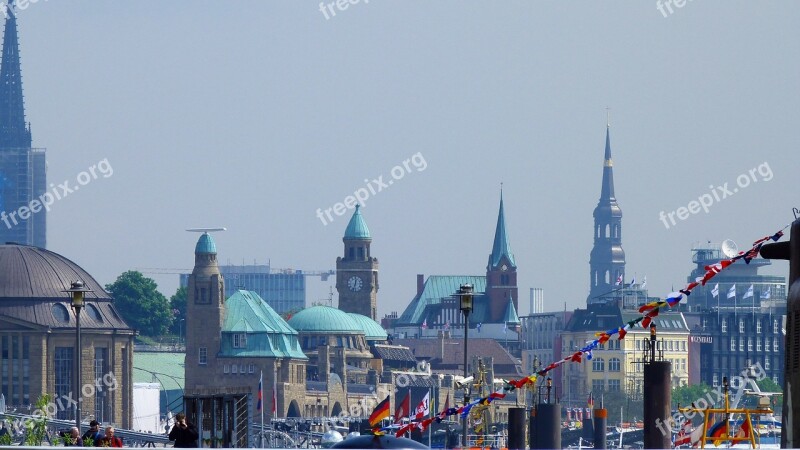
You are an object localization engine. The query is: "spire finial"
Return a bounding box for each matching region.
[606,106,611,128]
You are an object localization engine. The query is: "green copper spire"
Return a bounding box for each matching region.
[488,190,515,269]
[503,295,520,325]
[344,204,371,240]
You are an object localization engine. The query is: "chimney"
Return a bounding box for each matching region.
[417,274,425,296]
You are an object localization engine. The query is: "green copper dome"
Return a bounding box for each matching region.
[195,233,217,254]
[347,313,388,341]
[287,306,364,334]
[344,205,371,240]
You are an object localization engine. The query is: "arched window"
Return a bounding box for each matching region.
[609,358,621,372]
[605,271,610,284]
[592,358,605,372]
[605,224,611,238]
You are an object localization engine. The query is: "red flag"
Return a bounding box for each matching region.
[395,390,410,424]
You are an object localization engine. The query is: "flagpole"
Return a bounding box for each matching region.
[428,389,432,448]
[260,370,264,448]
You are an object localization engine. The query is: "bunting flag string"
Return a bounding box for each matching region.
[375,225,788,434]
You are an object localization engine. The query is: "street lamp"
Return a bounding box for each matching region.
[64,280,92,431]
[458,283,474,448]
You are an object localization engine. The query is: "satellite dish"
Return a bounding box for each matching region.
[721,239,739,258]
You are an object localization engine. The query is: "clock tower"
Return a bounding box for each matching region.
[336,205,379,320]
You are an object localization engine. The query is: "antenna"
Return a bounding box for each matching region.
[186,227,227,233]
[721,239,739,258]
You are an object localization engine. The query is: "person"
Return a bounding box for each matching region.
[169,413,199,448]
[82,420,103,445]
[97,426,123,448]
[64,427,84,447]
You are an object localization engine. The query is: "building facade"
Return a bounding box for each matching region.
[560,305,690,408]
[180,264,308,315]
[0,8,46,248]
[0,244,135,427]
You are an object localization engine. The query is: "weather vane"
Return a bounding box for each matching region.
[793,207,799,220]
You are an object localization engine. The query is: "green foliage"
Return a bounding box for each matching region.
[755,377,784,410]
[595,390,643,423]
[84,436,95,447]
[106,271,172,336]
[24,394,51,446]
[169,286,187,334]
[0,432,12,445]
[672,383,713,408]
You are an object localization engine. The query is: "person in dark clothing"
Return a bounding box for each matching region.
[82,420,103,446]
[169,413,199,448]
[64,427,84,447]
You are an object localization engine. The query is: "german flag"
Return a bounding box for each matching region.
[369,395,391,428]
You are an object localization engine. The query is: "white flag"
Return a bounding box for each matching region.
[641,276,647,289]
[727,284,737,299]
[761,287,771,299]
[743,285,754,299]
[711,283,719,298]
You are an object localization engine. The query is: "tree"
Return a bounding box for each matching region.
[672,383,713,409]
[169,286,187,335]
[106,271,172,337]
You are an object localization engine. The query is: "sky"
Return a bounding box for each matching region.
[16,1,800,319]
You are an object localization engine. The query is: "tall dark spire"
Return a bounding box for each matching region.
[588,125,625,304]
[0,2,31,149]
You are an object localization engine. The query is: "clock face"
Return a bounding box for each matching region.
[347,276,364,292]
[501,264,508,271]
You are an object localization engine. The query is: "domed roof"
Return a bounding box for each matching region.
[344,205,371,240]
[0,244,111,300]
[287,306,363,334]
[347,313,388,341]
[195,233,217,254]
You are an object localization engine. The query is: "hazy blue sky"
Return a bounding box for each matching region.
[18,1,800,317]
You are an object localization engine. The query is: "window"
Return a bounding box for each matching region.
[636,340,641,351]
[757,339,762,351]
[94,348,108,422]
[730,338,736,351]
[199,347,208,365]
[721,319,727,333]
[668,340,674,351]
[224,364,229,374]
[233,333,247,348]
[702,318,708,329]
[774,320,779,334]
[240,365,246,374]
[681,341,686,352]
[774,338,779,352]
[592,358,605,372]
[739,319,745,333]
[748,338,753,351]
[773,376,779,384]
[592,379,605,392]
[756,320,762,334]
[739,338,744,351]
[713,374,719,387]
[54,347,73,420]
[765,358,770,370]
[608,380,621,392]
[231,364,238,374]
[249,364,255,374]
[609,358,621,372]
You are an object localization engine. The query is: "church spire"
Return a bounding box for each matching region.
[588,124,625,304]
[488,188,516,270]
[0,1,31,149]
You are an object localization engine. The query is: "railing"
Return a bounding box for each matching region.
[0,412,170,447]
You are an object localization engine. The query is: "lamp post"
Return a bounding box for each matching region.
[64,280,92,431]
[458,283,473,448]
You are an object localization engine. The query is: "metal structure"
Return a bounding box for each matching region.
[457,283,473,447]
[63,281,92,431]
